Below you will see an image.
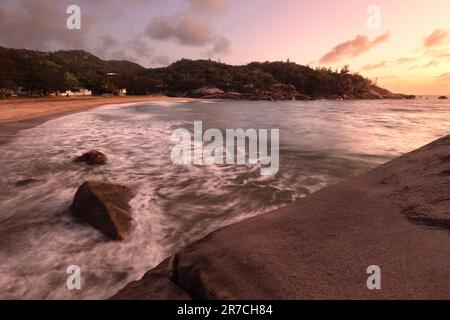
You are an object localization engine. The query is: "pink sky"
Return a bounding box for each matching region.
[1,0,449,94]
[223,0,450,95]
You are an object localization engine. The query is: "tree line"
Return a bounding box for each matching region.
[0,47,388,99]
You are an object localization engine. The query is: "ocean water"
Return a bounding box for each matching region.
[0,98,449,299]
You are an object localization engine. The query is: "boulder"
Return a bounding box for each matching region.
[438,96,448,99]
[74,150,107,165]
[71,181,134,240]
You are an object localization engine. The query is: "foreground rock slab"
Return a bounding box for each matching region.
[112,135,450,299]
[72,181,134,240]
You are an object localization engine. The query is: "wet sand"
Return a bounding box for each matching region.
[0,96,188,144]
[112,134,450,300]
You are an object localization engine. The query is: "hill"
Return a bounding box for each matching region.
[0,47,414,100]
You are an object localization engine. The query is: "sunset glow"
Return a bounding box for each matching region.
[2,0,450,303]
[0,0,449,94]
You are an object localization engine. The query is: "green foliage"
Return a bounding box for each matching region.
[0,47,380,98]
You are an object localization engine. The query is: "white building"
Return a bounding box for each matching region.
[61,88,92,96]
[117,88,127,96]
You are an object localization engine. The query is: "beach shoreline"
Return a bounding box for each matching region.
[0,96,190,124]
[0,96,190,144]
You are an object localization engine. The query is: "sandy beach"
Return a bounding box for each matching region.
[0,96,189,125]
[0,96,190,145]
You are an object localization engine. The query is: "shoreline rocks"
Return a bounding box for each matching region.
[190,87,225,98]
[183,85,415,101]
[74,150,107,165]
[71,181,134,240]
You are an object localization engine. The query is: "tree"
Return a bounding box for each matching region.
[64,72,81,90]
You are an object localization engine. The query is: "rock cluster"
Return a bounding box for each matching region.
[187,85,415,101]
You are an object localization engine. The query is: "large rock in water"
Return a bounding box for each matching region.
[72,181,134,240]
[74,150,107,165]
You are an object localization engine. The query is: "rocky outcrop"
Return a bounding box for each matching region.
[401,94,417,99]
[74,150,107,165]
[189,87,225,98]
[185,84,413,101]
[198,92,243,100]
[353,87,416,100]
[196,90,313,101]
[72,181,134,240]
[112,135,450,299]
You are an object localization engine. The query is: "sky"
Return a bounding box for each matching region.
[0,0,449,95]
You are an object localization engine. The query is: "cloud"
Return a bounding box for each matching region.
[422,60,440,68]
[146,12,213,46]
[108,50,136,61]
[425,48,450,59]
[424,29,449,48]
[188,0,230,12]
[145,8,231,56]
[98,35,119,51]
[82,0,154,16]
[0,0,231,64]
[362,56,423,71]
[319,32,390,64]
[206,36,232,56]
[126,37,153,58]
[395,57,417,65]
[436,73,450,82]
[362,61,387,70]
[0,0,94,50]
[95,34,160,66]
[0,0,153,51]
[150,55,171,66]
